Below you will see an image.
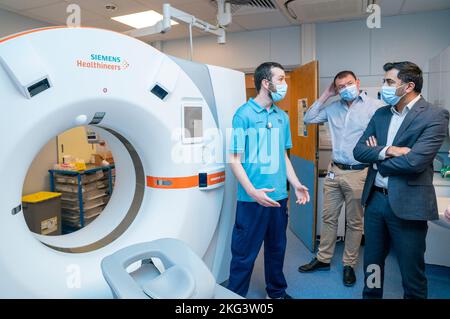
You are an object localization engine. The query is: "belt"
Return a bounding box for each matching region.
[332,162,369,171]
[373,186,388,195]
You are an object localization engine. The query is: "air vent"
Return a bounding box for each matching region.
[11,204,22,215]
[90,112,106,125]
[244,0,276,10]
[211,0,277,13]
[27,78,51,97]
[151,84,169,100]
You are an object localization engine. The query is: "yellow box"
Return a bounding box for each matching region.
[22,191,62,204]
[74,162,87,171]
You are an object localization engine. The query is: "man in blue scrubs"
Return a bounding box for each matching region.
[227,62,310,299]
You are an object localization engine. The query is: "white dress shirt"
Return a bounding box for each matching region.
[374,94,422,188]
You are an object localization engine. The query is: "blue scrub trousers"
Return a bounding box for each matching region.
[227,198,288,298]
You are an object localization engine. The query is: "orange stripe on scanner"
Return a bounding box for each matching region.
[147,175,198,189]
[147,171,225,189]
[208,172,226,185]
[0,26,67,43]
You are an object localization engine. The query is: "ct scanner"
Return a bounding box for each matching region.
[0,26,246,298]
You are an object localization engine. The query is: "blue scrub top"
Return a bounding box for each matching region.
[229,98,293,202]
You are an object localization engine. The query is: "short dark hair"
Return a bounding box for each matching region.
[383,61,423,93]
[254,62,285,93]
[333,70,357,85]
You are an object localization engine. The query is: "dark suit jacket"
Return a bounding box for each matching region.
[353,97,449,221]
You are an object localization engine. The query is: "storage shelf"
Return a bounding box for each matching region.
[49,164,115,232]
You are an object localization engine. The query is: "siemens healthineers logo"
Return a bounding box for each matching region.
[91,54,121,63]
[76,54,130,71]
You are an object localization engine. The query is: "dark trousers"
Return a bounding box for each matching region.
[227,199,288,298]
[363,190,428,299]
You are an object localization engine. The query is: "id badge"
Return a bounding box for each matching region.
[327,171,335,180]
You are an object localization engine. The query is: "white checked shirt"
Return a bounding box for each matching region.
[304,92,384,165]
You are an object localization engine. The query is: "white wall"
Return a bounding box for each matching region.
[429,45,450,113]
[160,10,450,171]
[317,9,450,100]
[0,8,50,38]
[22,138,58,195]
[161,26,301,72]
[0,8,56,195]
[316,9,450,168]
[160,9,450,101]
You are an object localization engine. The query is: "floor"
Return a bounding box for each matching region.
[239,227,450,299]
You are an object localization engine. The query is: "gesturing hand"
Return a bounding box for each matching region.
[445,205,450,222]
[295,184,310,205]
[250,188,281,207]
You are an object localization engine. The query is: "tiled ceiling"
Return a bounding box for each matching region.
[277,0,450,24]
[0,0,449,42]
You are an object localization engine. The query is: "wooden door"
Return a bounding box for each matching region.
[288,61,319,252]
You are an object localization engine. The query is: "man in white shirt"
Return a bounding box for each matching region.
[299,71,384,287]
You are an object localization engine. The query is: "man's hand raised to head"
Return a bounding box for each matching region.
[324,82,337,99]
[317,82,337,104]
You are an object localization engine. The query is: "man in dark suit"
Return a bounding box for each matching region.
[353,61,449,299]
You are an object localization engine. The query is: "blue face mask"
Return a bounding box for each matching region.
[381,84,406,106]
[270,83,288,102]
[339,84,359,102]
